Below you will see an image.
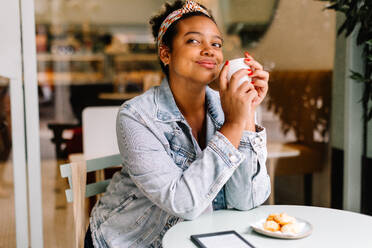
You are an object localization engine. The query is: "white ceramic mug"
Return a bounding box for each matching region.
[227,58,252,86]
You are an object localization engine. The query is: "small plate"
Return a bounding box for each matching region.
[251,217,313,239]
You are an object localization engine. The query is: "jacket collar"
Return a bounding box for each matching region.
[155,78,224,128]
[155,78,184,122]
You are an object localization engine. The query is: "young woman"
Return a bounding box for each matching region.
[87,1,270,247]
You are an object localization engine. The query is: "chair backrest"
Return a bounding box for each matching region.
[60,153,122,202]
[82,106,120,160]
[60,153,122,248]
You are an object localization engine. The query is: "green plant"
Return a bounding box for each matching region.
[319,0,372,214]
[319,0,371,154]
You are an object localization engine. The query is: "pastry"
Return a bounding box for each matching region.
[273,213,296,225]
[262,212,301,234]
[263,220,280,232]
[281,223,300,234]
[266,213,279,222]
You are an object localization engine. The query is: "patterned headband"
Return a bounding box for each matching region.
[157,0,211,48]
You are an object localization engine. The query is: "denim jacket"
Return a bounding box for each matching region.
[90,78,270,248]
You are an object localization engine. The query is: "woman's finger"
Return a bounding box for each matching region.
[249,70,269,81]
[244,88,258,103]
[252,79,268,102]
[219,61,230,92]
[244,59,263,71]
[252,78,268,90]
[236,80,254,94]
[244,51,253,59]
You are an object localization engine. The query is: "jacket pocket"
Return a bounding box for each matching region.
[101,203,157,247]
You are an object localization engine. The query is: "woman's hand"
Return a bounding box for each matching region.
[218,61,258,147]
[244,52,269,107]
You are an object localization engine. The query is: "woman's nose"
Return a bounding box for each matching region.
[201,44,214,56]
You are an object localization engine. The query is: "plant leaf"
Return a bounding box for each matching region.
[357,30,372,45]
[337,20,348,36]
[368,107,372,121]
[350,70,366,82]
[319,0,372,124]
[345,18,358,37]
[325,3,340,10]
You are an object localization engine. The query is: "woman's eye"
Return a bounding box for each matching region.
[212,43,222,48]
[187,39,199,44]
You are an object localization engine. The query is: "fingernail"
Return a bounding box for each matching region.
[225,60,229,65]
[247,69,252,71]
[244,58,250,62]
[248,72,253,76]
[245,51,250,57]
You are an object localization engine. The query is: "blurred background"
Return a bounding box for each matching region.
[2,0,368,247]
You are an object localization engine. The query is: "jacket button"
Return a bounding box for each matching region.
[229,154,239,163]
[254,137,263,145]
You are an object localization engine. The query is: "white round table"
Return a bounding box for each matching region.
[163,205,372,248]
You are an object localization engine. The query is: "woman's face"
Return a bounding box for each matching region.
[165,15,223,84]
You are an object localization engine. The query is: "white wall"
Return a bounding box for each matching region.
[241,0,336,70]
[219,0,276,24]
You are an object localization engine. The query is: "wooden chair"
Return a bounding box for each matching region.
[60,106,122,247]
[60,154,122,248]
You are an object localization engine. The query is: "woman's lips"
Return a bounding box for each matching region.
[196,60,216,69]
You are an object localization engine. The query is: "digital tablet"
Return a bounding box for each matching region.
[190,230,256,248]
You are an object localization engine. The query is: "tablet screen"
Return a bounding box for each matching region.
[191,231,255,248]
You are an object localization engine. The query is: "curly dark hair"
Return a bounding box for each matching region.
[149,0,216,77]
